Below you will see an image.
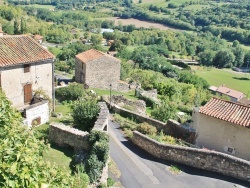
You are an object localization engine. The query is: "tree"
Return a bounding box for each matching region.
[213,50,235,68]
[71,98,99,132]
[14,19,19,34]
[20,17,27,34]
[151,100,177,122]
[233,47,244,67]
[90,34,102,45]
[198,50,215,66]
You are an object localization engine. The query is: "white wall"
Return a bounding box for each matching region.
[0,61,53,108]
[192,108,250,161]
[24,101,49,129]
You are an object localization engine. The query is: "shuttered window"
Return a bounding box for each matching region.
[24,64,30,73]
[24,84,32,104]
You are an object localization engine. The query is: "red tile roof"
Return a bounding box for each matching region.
[33,34,43,40]
[76,49,120,63]
[199,97,250,127]
[76,49,104,63]
[0,35,55,67]
[216,85,244,100]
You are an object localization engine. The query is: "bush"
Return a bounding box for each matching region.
[71,99,99,132]
[85,154,104,183]
[107,177,115,187]
[151,101,177,122]
[55,83,86,102]
[136,122,157,136]
[89,130,109,145]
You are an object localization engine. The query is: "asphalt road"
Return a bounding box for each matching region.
[109,118,249,188]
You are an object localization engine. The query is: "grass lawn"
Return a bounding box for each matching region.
[92,88,138,101]
[192,66,250,95]
[22,4,55,9]
[50,104,73,125]
[34,123,74,172]
[48,47,62,56]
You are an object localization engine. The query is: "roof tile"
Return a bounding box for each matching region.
[199,97,250,128]
[0,35,55,67]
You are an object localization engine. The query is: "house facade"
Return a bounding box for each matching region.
[75,49,121,89]
[0,35,55,127]
[191,97,250,161]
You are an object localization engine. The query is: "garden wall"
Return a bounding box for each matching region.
[93,102,109,131]
[131,131,250,182]
[112,105,196,143]
[49,123,90,151]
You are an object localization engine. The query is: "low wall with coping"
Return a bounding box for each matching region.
[131,131,250,182]
[49,123,90,151]
[93,102,109,131]
[112,105,196,143]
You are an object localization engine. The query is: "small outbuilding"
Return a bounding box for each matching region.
[75,49,121,90]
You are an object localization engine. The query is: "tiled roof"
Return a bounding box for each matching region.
[216,85,244,99]
[76,49,120,63]
[0,35,55,67]
[238,97,250,107]
[199,97,250,127]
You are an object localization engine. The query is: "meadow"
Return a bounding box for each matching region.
[22,4,55,9]
[192,66,250,95]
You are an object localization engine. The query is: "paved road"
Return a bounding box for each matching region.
[109,118,249,188]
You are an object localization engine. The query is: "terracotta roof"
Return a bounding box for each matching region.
[199,97,250,127]
[0,35,54,67]
[216,85,244,99]
[76,49,120,63]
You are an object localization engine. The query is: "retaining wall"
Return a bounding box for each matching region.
[131,131,250,182]
[49,123,90,151]
[112,105,196,143]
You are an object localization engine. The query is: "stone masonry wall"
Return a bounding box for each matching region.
[93,102,109,131]
[85,55,120,90]
[49,123,90,151]
[132,131,250,182]
[112,105,196,143]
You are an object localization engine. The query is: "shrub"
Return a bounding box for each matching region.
[136,122,157,136]
[85,154,104,183]
[151,101,177,122]
[89,130,109,145]
[55,83,86,102]
[107,177,115,187]
[0,89,88,187]
[71,99,99,132]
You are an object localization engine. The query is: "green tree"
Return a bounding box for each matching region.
[213,50,235,68]
[91,34,102,45]
[151,100,177,122]
[71,99,99,132]
[198,50,215,66]
[20,17,27,34]
[14,19,19,34]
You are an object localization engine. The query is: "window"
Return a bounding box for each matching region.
[24,84,32,104]
[226,147,235,154]
[23,64,30,73]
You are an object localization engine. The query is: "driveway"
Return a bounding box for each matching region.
[109,118,249,188]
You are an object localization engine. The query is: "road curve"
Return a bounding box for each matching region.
[108,117,249,188]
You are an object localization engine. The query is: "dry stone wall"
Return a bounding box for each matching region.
[132,131,250,182]
[93,102,109,131]
[49,123,90,151]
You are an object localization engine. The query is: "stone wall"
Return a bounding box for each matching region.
[132,131,250,182]
[112,105,196,143]
[93,102,109,131]
[49,123,90,151]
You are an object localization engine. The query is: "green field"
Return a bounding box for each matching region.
[22,4,55,9]
[193,67,250,95]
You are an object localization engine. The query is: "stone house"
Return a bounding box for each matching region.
[191,97,250,161]
[0,35,55,128]
[209,85,245,102]
[75,49,121,90]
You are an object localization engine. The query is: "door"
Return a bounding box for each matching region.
[24,84,32,104]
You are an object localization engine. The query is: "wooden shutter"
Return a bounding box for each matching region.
[24,84,32,104]
[24,64,30,73]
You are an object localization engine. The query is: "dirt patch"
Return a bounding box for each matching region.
[102,17,180,31]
